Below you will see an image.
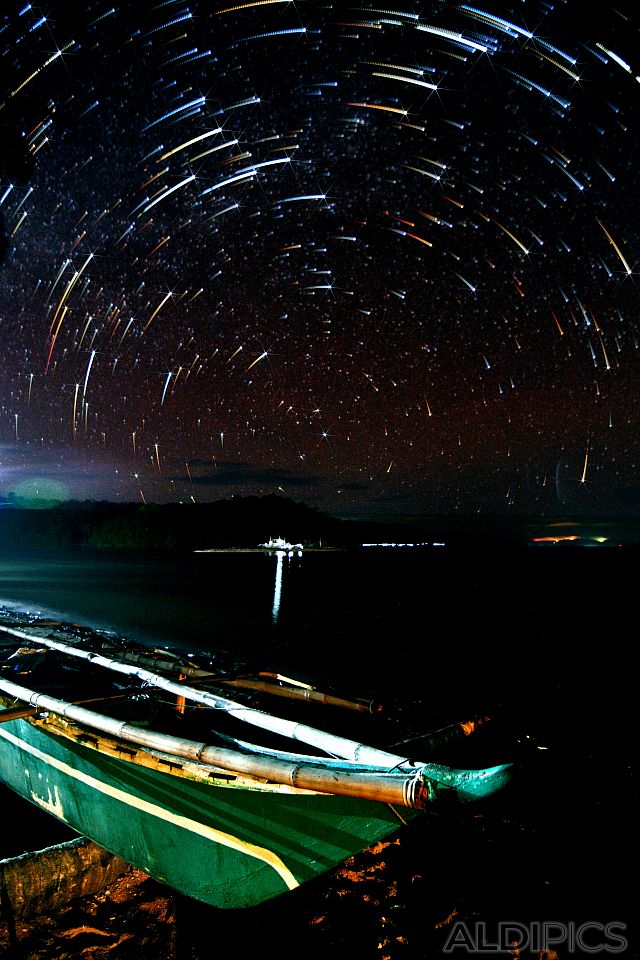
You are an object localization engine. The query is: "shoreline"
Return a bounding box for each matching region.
[193,546,344,553]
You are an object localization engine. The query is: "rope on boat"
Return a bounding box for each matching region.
[0,672,435,809]
[0,624,512,803]
[0,625,415,769]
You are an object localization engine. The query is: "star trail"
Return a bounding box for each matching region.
[0,0,638,515]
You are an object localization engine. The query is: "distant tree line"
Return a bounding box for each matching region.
[0,496,396,552]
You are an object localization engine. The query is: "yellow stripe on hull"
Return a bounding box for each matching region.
[0,725,299,892]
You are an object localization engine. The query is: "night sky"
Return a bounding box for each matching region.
[1,0,639,516]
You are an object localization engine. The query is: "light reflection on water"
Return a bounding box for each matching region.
[0,547,311,663]
[270,549,304,624]
[272,551,284,623]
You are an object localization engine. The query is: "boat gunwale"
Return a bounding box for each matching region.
[1,625,412,768]
[0,674,440,809]
[0,625,512,806]
[0,697,329,795]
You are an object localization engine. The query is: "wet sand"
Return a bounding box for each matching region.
[0,826,513,960]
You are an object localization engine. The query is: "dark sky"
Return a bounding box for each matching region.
[0,0,639,516]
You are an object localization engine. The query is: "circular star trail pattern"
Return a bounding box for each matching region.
[0,0,639,514]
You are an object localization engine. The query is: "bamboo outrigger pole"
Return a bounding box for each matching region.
[0,671,511,806]
[0,626,511,800]
[0,672,435,808]
[0,626,406,767]
[216,676,381,714]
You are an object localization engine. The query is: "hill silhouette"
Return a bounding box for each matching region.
[0,496,434,552]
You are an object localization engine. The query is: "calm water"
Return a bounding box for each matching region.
[0,538,636,951]
[0,540,635,730]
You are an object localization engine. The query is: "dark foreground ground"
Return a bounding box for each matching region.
[0,818,571,960]
[2,837,445,959]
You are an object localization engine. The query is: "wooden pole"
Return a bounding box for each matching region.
[0,626,408,767]
[0,837,129,922]
[0,705,42,724]
[0,692,130,725]
[0,671,512,805]
[215,677,382,713]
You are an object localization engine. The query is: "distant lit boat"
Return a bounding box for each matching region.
[0,623,511,910]
[258,536,304,551]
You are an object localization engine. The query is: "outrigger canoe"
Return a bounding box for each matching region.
[0,622,512,909]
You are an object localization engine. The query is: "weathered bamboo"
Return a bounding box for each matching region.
[0,837,129,921]
[0,692,130,725]
[3,628,379,713]
[0,672,512,804]
[0,705,42,724]
[0,672,433,808]
[0,627,512,799]
[216,677,381,713]
[389,715,493,753]
[0,626,407,767]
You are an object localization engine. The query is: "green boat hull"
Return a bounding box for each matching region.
[0,717,417,909]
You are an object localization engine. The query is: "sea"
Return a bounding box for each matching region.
[0,518,637,958]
